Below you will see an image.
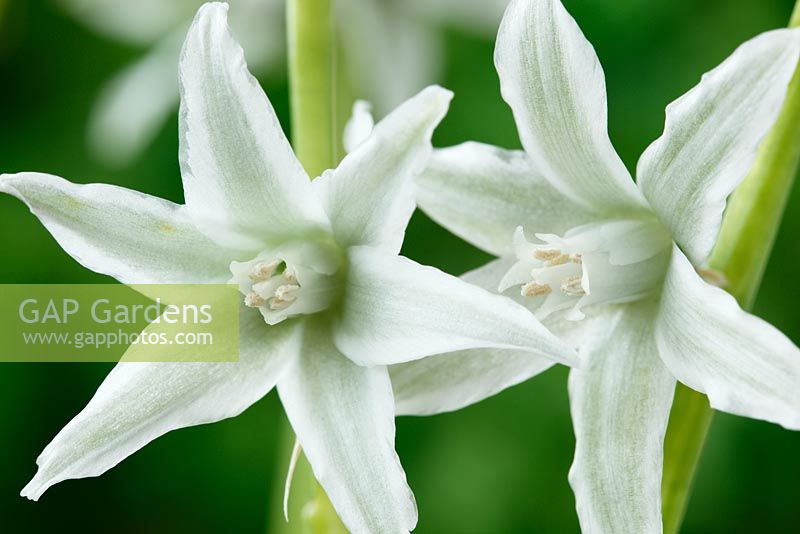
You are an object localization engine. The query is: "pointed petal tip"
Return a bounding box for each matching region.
[20,472,50,502]
[0,172,19,191]
[200,1,229,14]
[406,85,453,120]
[0,178,13,197]
[426,84,454,99]
[0,172,37,201]
[421,85,454,109]
[190,2,230,29]
[352,100,373,113]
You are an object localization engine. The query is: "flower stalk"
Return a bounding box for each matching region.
[288,0,341,178]
[272,0,347,532]
[661,4,800,533]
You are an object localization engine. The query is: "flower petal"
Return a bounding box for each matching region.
[337,0,444,114]
[277,319,416,534]
[334,246,577,367]
[313,86,452,253]
[392,348,554,417]
[0,172,240,284]
[179,3,329,250]
[21,308,299,500]
[568,302,676,534]
[494,0,646,214]
[656,245,800,429]
[416,142,595,256]
[637,29,800,265]
[89,30,183,167]
[343,100,375,154]
[58,0,194,46]
[391,257,595,415]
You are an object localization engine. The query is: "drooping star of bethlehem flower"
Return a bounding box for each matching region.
[0,3,577,533]
[59,0,511,167]
[386,0,800,531]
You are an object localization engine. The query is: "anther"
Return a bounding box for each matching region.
[269,288,299,310]
[282,267,298,284]
[521,281,552,297]
[249,260,281,282]
[269,298,292,311]
[274,284,300,302]
[533,249,563,262]
[560,276,586,297]
[244,292,266,308]
[545,253,570,266]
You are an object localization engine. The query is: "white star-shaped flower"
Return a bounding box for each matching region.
[59,0,511,166]
[390,0,800,531]
[0,4,576,532]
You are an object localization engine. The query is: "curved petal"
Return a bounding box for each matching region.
[391,257,596,415]
[21,309,299,500]
[337,0,444,114]
[416,142,595,256]
[334,246,577,367]
[179,3,329,250]
[314,86,452,254]
[0,172,240,284]
[57,0,194,46]
[568,302,675,534]
[343,100,374,154]
[392,348,554,417]
[637,29,800,265]
[277,319,416,534]
[494,0,646,214]
[89,30,183,168]
[656,245,800,429]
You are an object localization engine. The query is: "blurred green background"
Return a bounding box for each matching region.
[2,0,800,532]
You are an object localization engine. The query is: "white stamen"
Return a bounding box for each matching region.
[232,242,342,326]
[249,260,281,282]
[560,275,586,297]
[282,267,298,284]
[521,281,552,297]
[275,284,300,302]
[534,249,562,262]
[546,253,570,266]
[244,292,266,308]
[506,219,672,321]
[269,297,294,311]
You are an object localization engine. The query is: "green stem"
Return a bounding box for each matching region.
[288,0,337,177]
[661,5,800,533]
[661,387,713,534]
[268,1,349,533]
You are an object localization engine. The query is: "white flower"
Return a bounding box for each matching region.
[1,4,576,532]
[61,0,285,167]
[389,0,800,531]
[59,0,511,167]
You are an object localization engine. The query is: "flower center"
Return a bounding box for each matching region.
[501,219,672,321]
[230,242,340,325]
